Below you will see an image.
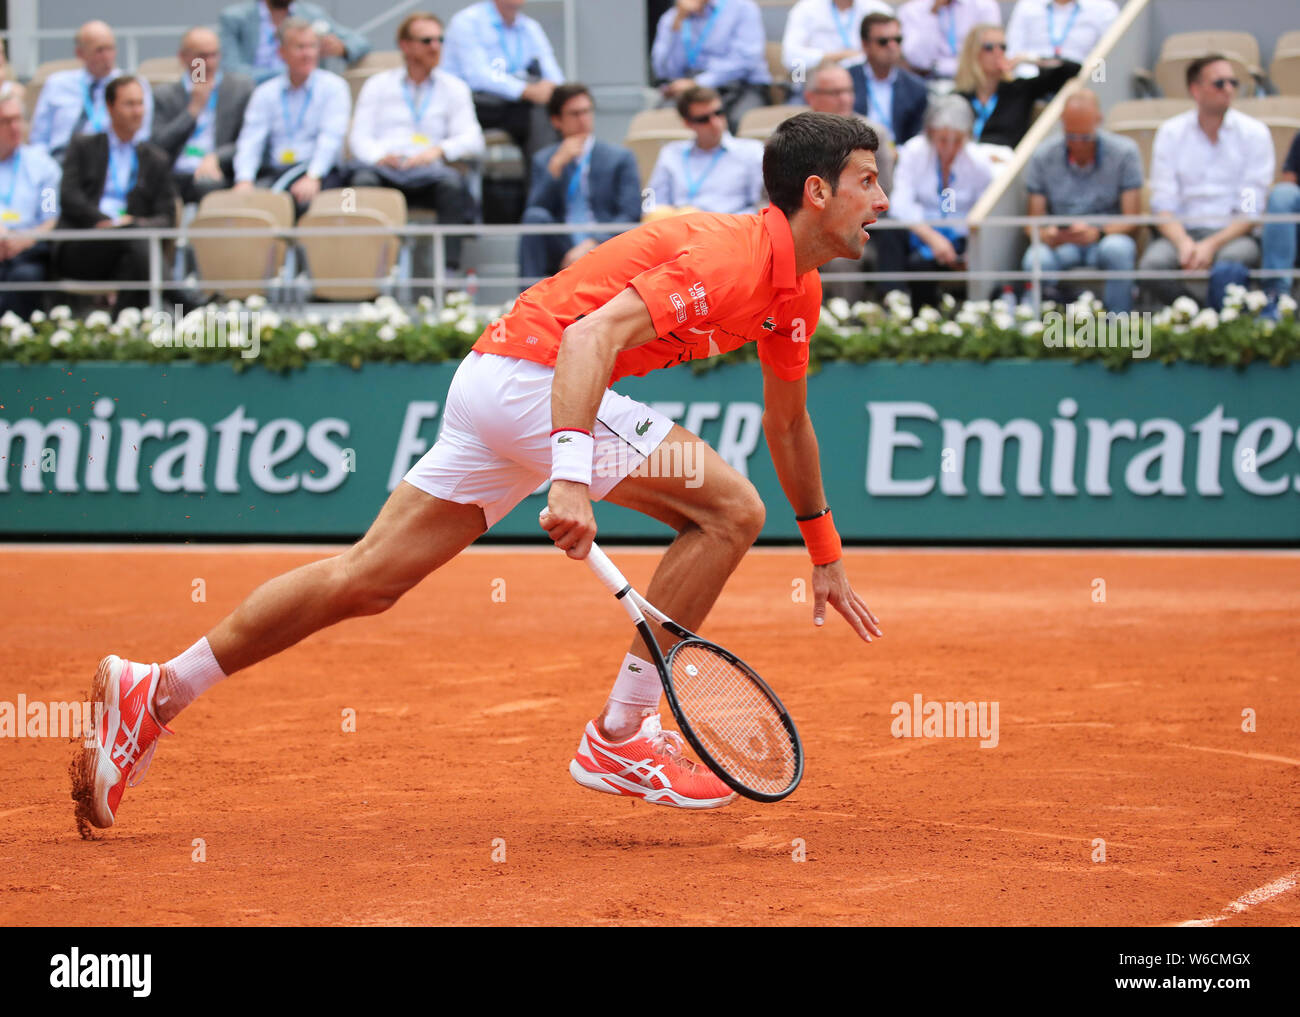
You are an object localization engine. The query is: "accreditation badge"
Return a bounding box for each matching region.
[0,209,19,223]
[277,148,297,165]
[411,133,431,147]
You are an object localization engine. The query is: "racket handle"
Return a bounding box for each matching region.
[584,542,630,596]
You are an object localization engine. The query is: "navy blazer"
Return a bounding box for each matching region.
[525,140,643,238]
[850,64,929,147]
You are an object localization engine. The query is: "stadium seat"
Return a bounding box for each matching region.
[296,208,399,300]
[624,107,692,187]
[23,58,81,121]
[1105,98,1193,175]
[1150,32,1260,98]
[198,187,295,229]
[186,209,285,300]
[736,103,805,140]
[136,56,183,88]
[1270,31,1300,95]
[766,41,791,104]
[342,50,404,105]
[1233,96,1300,178]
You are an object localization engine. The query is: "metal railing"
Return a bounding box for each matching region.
[1,211,1296,313]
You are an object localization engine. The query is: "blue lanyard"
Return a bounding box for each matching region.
[281,79,314,139]
[567,146,592,203]
[830,0,856,49]
[682,0,725,71]
[83,77,107,133]
[402,76,434,126]
[493,16,525,75]
[938,5,958,57]
[864,73,893,134]
[971,92,998,139]
[188,80,219,141]
[0,150,21,209]
[1046,1,1080,56]
[682,145,725,201]
[108,142,138,200]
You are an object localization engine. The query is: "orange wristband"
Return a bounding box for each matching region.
[797,509,842,565]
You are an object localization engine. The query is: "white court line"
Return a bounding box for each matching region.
[1176,870,1300,927]
[1168,743,1300,767]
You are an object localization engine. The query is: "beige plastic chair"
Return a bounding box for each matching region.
[1151,32,1260,98]
[198,188,296,230]
[1234,97,1300,178]
[624,107,692,186]
[136,57,183,88]
[297,208,397,300]
[737,103,805,140]
[23,58,82,121]
[766,40,791,104]
[1105,98,1193,175]
[308,186,407,225]
[188,209,285,299]
[1270,31,1300,96]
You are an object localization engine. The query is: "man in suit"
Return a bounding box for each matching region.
[150,27,255,204]
[219,0,371,84]
[0,85,62,318]
[54,77,177,309]
[519,83,642,281]
[850,11,928,146]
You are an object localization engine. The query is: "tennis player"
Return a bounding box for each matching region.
[72,111,887,829]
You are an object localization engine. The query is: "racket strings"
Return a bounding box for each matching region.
[670,642,797,795]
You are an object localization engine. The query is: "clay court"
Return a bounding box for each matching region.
[1,545,1297,926]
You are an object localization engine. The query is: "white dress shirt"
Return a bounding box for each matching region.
[898,0,1001,78]
[348,66,485,165]
[890,132,995,235]
[1149,108,1275,230]
[646,134,765,215]
[1005,0,1118,75]
[782,0,895,71]
[234,67,351,182]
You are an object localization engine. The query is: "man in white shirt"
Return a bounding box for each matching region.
[0,87,61,318]
[233,17,351,215]
[1138,54,1275,308]
[645,86,765,216]
[1005,0,1118,77]
[349,12,485,268]
[897,0,1001,80]
[782,0,893,75]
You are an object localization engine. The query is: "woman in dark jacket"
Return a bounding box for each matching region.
[954,22,1080,149]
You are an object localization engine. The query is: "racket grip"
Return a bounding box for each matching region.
[584,543,629,596]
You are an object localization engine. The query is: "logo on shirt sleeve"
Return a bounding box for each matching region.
[688,281,709,317]
[669,292,687,323]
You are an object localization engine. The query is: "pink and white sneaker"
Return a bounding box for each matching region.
[70,655,172,835]
[570,713,737,810]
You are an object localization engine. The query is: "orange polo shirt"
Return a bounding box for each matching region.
[471,205,822,383]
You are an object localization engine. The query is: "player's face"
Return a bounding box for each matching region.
[828,149,890,258]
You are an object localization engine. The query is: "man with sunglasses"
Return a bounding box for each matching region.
[645,86,764,216]
[349,12,484,271]
[1139,54,1274,309]
[897,0,1000,80]
[219,0,371,84]
[851,12,928,147]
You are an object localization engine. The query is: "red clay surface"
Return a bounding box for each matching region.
[1,546,1297,926]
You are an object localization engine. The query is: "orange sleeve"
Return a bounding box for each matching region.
[756,275,820,382]
[627,245,738,341]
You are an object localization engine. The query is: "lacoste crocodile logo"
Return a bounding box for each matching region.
[635,419,651,436]
[761,317,777,331]
[628,664,643,673]
[557,435,573,443]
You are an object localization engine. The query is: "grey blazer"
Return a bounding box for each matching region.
[150,73,255,177]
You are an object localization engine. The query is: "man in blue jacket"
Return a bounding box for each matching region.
[219,0,371,83]
[519,84,642,281]
[850,11,928,146]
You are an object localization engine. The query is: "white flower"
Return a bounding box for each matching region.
[305,312,323,326]
[225,299,244,314]
[910,316,931,333]
[1076,291,1096,307]
[918,305,942,323]
[455,316,478,333]
[294,331,317,350]
[1020,319,1044,337]
[0,310,21,328]
[374,295,399,312]
[438,307,460,324]
[940,321,963,337]
[970,300,992,315]
[956,308,982,326]
[1278,294,1297,317]
[385,310,412,329]
[1219,306,1239,323]
[109,324,126,337]
[8,322,32,343]
[1172,295,1199,319]
[1244,289,1270,313]
[49,328,72,347]
[417,295,434,312]
[884,288,911,308]
[245,294,267,309]
[259,310,282,331]
[356,302,381,322]
[1015,302,1035,320]
[377,325,397,342]
[992,310,1014,330]
[1190,308,1218,330]
[1153,307,1174,327]
[50,304,72,321]
[851,301,878,320]
[941,293,956,310]
[85,310,113,330]
[827,297,852,323]
[29,309,46,323]
[116,306,142,330]
[446,290,471,308]
[327,317,344,335]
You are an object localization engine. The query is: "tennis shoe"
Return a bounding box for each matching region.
[70,655,172,835]
[570,713,736,809]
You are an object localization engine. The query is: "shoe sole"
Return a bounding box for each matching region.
[568,759,736,810]
[68,655,124,837]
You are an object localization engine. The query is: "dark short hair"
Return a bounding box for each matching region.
[105,75,141,106]
[676,85,721,120]
[397,11,441,43]
[1186,52,1231,89]
[763,112,878,219]
[861,11,899,44]
[548,82,593,119]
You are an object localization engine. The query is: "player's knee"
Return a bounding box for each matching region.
[337,551,413,617]
[706,481,765,546]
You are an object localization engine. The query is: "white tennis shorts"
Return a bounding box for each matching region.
[403,350,675,527]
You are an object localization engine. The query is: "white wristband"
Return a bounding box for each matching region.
[550,430,594,485]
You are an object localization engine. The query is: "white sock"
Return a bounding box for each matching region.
[603,653,660,737]
[157,637,229,725]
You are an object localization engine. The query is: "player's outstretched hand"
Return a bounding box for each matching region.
[811,560,882,642]
[540,481,597,560]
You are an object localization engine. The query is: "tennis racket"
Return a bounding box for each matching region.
[581,541,804,803]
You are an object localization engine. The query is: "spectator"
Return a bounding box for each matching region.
[29,21,154,163]
[851,11,929,146]
[1139,54,1274,309]
[1261,131,1300,318]
[233,18,351,215]
[805,63,899,301]
[54,77,176,310]
[442,0,564,166]
[645,86,765,216]
[520,84,641,281]
[651,0,771,133]
[0,86,61,318]
[890,94,994,307]
[1021,90,1140,310]
[782,0,894,74]
[955,23,1079,149]
[219,0,371,84]
[0,39,22,104]
[897,0,1000,80]
[150,28,255,204]
[1005,0,1117,76]
[349,12,484,270]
